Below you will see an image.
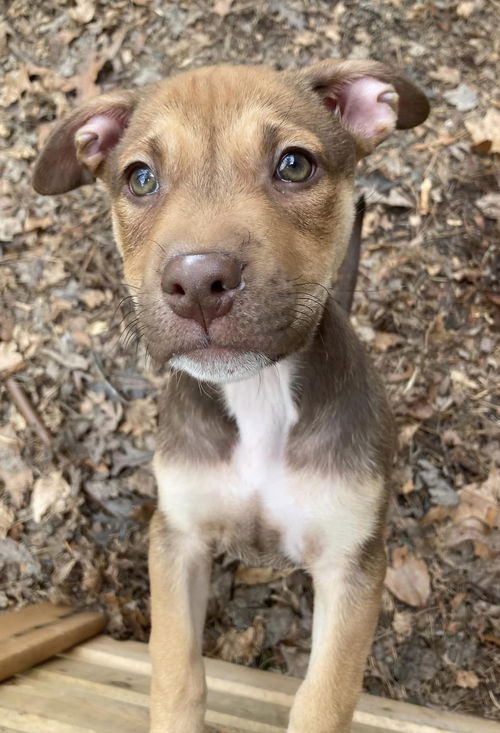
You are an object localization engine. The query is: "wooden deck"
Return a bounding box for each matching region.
[0,604,498,733]
[0,633,498,733]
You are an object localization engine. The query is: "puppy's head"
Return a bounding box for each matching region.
[33,61,428,383]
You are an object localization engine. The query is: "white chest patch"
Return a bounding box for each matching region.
[155,360,382,566]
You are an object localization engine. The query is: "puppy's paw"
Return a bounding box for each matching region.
[149,715,205,733]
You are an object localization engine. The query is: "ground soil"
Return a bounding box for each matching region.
[1,0,499,722]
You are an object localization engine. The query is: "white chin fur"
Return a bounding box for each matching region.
[169,351,272,384]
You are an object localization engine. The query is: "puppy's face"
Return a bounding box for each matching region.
[33,61,428,382]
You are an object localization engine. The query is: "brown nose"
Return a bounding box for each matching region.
[161,253,243,329]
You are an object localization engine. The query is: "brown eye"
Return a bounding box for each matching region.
[276,150,315,183]
[128,165,159,196]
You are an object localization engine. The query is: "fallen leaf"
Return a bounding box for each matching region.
[23,215,54,232]
[212,0,233,16]
[429,65,461,85]
[392,610,413,640]
[0,341,23,373]
[444,84,478,112]
[0,67,30,108]
[31,470,75,523]
[465,109,500,154]
[456,1,476,17]
[480,633,500,648]
[120,398,158,437]
[68,0,95,24]
[453,467,500,529]
[80,289,107,309]
[384,546,431,607]
[0,427,33,507]
[455,669,480,689]
[0,215,23,241]
[417,459,458,507]
[373,331,403,352]
[421,505,451,525]
[398,422,420,447]
[475,192,500,221]
[0,502,14,539]
[377,189,414,208]
[405,397,434,421]
[215,617,266,664]
[235,566,292,585]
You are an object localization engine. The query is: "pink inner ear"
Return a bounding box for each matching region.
[326,77,399,140]
[74,112,129,170]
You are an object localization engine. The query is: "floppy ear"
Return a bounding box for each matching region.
[33,90,138,195]
[298,60,429,157]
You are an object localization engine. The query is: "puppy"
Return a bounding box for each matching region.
[33,60,429,733]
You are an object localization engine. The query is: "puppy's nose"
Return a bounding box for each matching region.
[162,253,243,329]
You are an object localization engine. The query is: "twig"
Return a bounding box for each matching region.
[5,378,52,447]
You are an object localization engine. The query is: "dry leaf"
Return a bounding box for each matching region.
[398,422,420,447]
[0,502,15,539]
[465,109,500,154]
[373,331,403,352]
[213,0,233,16]
[80,289,106,309]
[429,65,461,85]
[475,193,500,221]
[1,467,33,508]
[384,546,431,607]
[0,427,33,507]
[31,470,75,523]
[215,617,265,664]
[69,0,95,24]
[421,505,450,525]
[444,84,478,112]
[0,67,30,108]
[235,566,292,585]
[455,669,479,689]
[453,467,500,529]
[0,341,23,373]
[120,398,158,437]
[377,189,413,208]
[392,610,413,640]
[456,1,476,17]
[405,397,434,421]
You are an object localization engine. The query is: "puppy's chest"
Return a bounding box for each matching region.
[155,363,380,565]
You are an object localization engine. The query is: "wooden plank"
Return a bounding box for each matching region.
[25,658,290,732]
[26,655,382,733]
[65,637,500,733]
[0,675,148,732]
[0,708,99,733]
[0,604,107,682]
[0,634,497,733]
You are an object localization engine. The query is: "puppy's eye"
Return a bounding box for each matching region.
[276,150,315,183]
[128,165,159,196]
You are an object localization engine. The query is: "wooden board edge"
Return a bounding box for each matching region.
[64,636,500,733]
[0,607,107,682]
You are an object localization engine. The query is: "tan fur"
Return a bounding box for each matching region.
[32,60,429,733]
[149,511,210,733]
[288,549,385,733]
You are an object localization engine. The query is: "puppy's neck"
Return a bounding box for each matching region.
[222,358,298,460]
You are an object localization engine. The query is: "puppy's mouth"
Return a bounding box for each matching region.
[169,346,274,383]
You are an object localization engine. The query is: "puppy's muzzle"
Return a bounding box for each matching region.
[161,253,244,330]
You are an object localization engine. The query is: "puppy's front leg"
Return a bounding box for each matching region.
[288,541,385,733]
[149,511,211,733]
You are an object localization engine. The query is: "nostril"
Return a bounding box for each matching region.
[211,280,224,293]
[171,283,185,296]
